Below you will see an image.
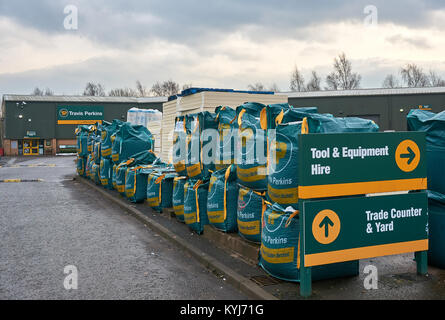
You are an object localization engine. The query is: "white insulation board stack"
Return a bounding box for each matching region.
[160,91,287,162]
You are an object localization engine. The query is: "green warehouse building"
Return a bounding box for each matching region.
[2,87,445,157]
[0,95,166,156]
[287,87,445,131]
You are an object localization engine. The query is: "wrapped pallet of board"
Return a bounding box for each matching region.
[160,88,287,163]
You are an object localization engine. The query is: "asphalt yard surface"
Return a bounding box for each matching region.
[0,155,444,300]
[0,156,247,300]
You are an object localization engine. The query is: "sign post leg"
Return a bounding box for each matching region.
[415,251,427,275]
[300,265,312,297]
[299,200,312,297]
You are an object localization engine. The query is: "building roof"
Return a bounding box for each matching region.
[285,87,445,99]
[2,94,168,104]
[168,87,275,101]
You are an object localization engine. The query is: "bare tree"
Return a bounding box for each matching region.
[400,64,429,88]
[83,82,105,96]
[32,87,54,96]
[108,88,138,97]
[269,83,280,92]
[182,83,193,91]
[150,80,180,97]
[247,82,266,91]
[382,74,400,88]
[325,53,361,90]
[135,80,148,97]
[428,71,445,87]
[290,66,306,92]
[306,71,321,91]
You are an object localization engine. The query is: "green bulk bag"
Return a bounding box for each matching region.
[76,156,86,177]
[407,109,445,195]
[99,158,113,189]
[259,202,359,282]
[101,120,123,159]
[75,125,90,157]
[172,116,188,176]
[87,125,97,154]
[123,151,165,201]
[235,102,268,191]
[93,134,101,165]
[185,112,218,180]
[172,176,187,223]
[183,179,210,234]
[111,123,154,164]
[125,165,154,203]
[214,106,237,171]
[207,165,239,232]
[237,186,266,243]
[114,163,129,195]
[427,191,445,269]
[85,154,94,179]
[91,163,101,185]
[146,169,177,211]
[267,111,379,209]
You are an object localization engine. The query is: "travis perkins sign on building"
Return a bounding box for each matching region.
[57,106,104,125]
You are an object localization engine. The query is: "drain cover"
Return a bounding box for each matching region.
[250,275,283,286]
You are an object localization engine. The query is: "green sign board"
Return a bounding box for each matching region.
[302,192,428,267]
[297,131,428,297]
[57,105,104,125]
[298,132,427,199]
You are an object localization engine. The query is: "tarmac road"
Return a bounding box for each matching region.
[0,156,247,300]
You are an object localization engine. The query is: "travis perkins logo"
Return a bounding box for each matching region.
[59,108,69,118]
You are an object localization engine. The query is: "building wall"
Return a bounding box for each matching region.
[3,100,163,140]
[288,93,445,131]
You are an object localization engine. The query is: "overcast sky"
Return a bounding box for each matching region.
[1,0,445,96]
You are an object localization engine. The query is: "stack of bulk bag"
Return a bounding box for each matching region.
[207,165,239,232]
[172,116,188,177]
[259,202,359,282]
[235,102,268,191]
[237,186,266,243]
[111,122,154,165]
[407,109,445,268]
[172,176,187,223]
[214,106,237,171]
[146,169,177,212]
[184,111,218,180]
[183,179,210,234]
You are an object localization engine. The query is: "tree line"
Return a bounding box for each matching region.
[31,53,445,96]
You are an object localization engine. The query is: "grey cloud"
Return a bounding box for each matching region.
[386,34,432,49]
[1,0,445,49]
